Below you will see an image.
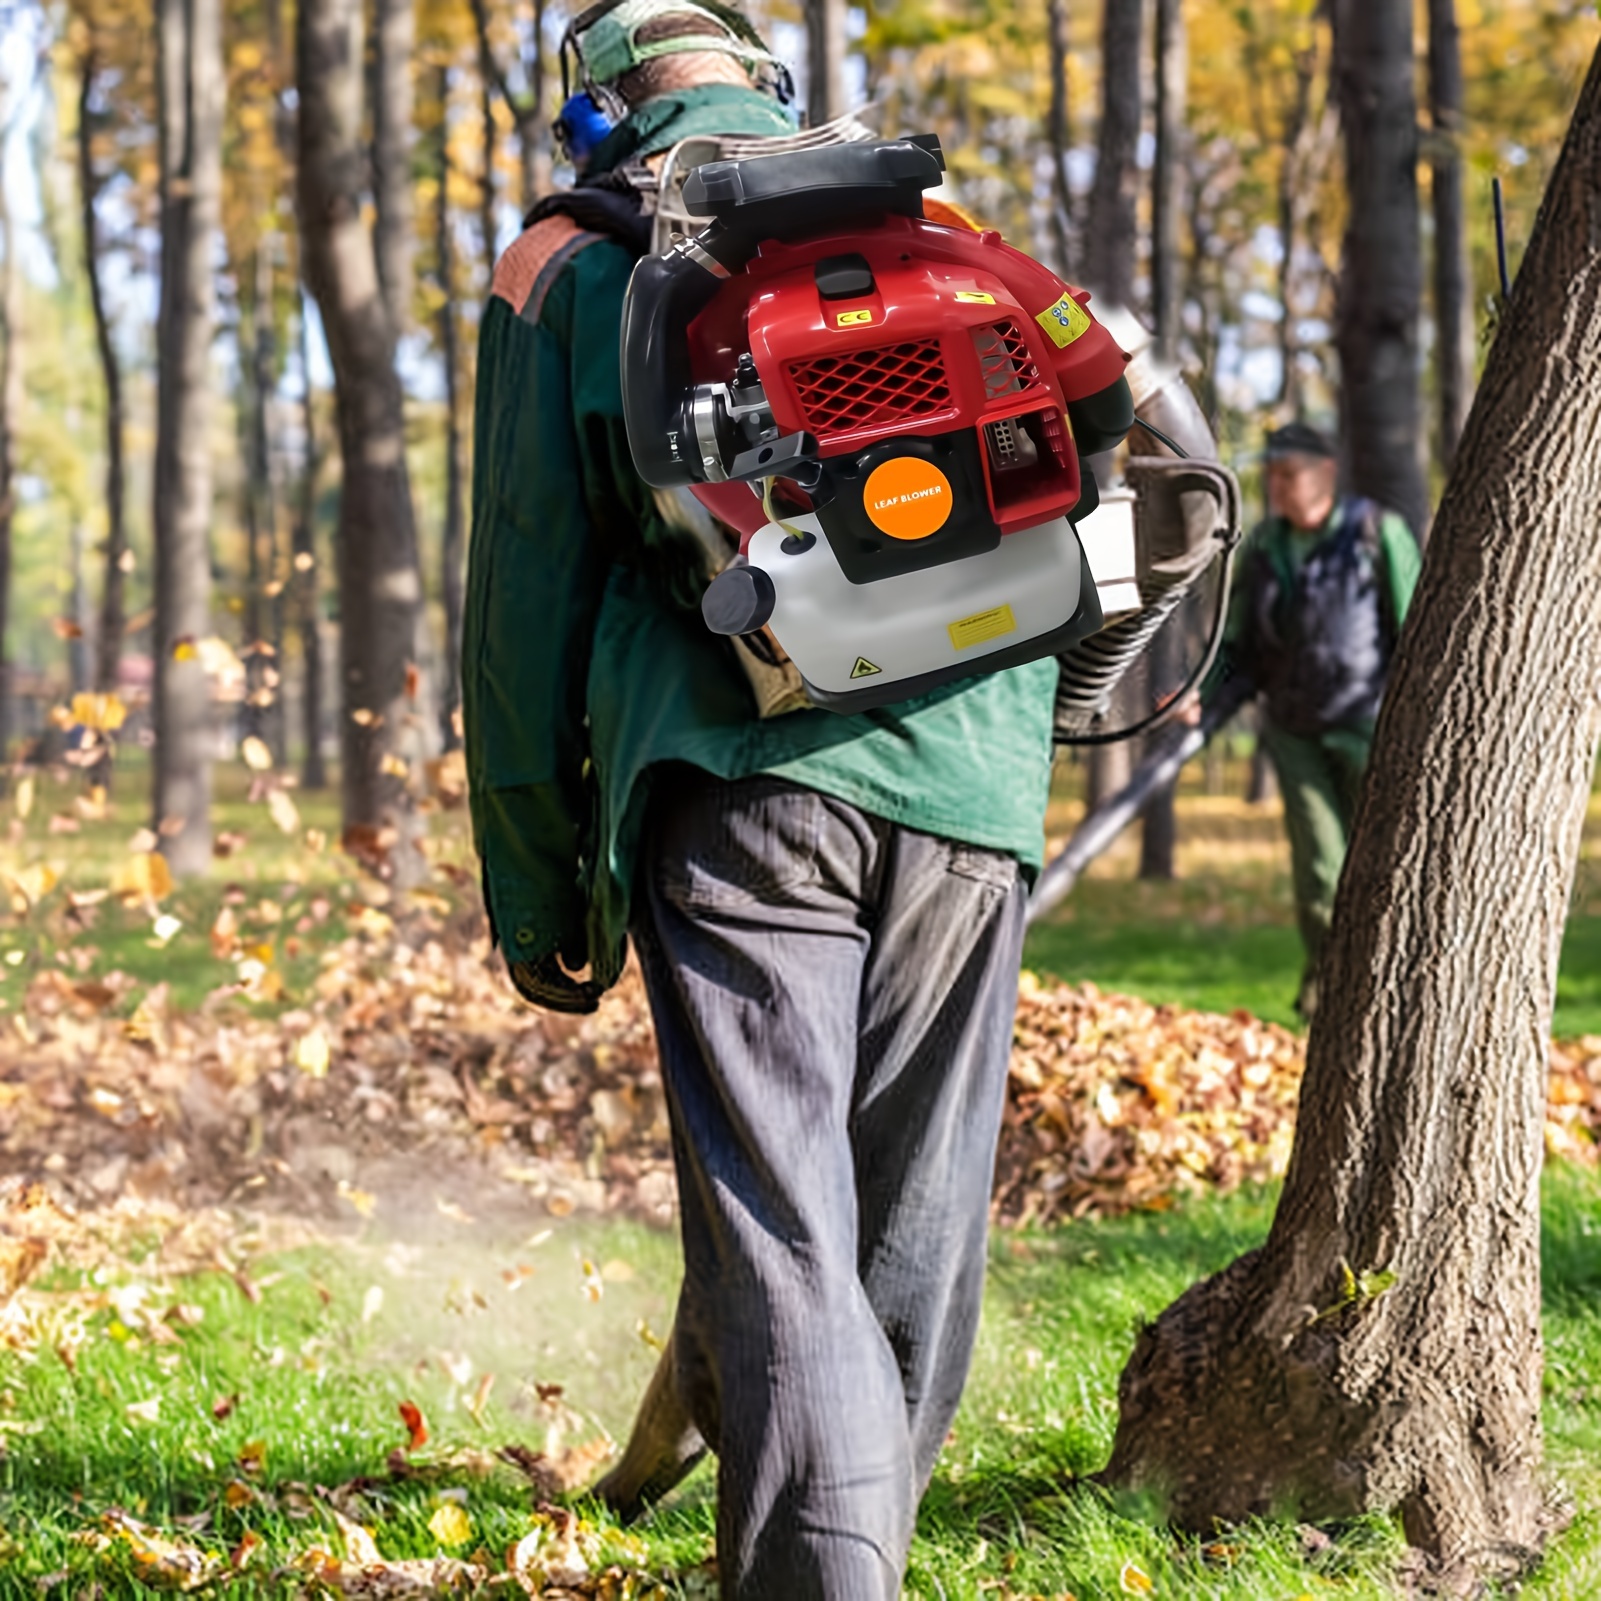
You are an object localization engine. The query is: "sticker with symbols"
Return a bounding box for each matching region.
[836,308,874,327]
[1035,292,1092,348]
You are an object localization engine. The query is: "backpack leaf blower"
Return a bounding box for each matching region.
[619,134,1139,713]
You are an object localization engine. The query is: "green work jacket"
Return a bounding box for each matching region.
[463,224,1058,1004]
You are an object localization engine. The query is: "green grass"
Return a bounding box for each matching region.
[6,1173,1601,1597]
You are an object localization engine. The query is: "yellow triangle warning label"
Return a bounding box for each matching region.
[850,657,883,680]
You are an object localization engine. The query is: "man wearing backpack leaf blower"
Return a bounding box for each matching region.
[1205,422,1420,1019]
[464,4,1135,1592]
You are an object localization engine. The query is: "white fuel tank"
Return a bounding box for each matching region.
[750,512,1088,698]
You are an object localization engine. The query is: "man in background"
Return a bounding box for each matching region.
[1206,422,1420,1017]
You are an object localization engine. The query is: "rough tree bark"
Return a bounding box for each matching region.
[1331,0,1428,534]
[1429,0,1474,471]
[240,245,284,761]
[152,0,223,874]
[1046,0,1075,281]
[293,292,326,791]
[805,0,848,128]
[297,0,424,881]
[78,50,128,704]
[1083,0,1143,810]
[372,0,415,332]
[435,65,466,755]
[1103,43,1601,1590]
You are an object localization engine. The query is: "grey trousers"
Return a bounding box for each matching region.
[632,769,1028,1600]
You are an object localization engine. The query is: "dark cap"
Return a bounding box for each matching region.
[1264,421,1336,461]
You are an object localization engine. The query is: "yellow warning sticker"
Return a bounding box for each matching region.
[850,657,883,679]
[948,604,1018,652]
[955,290,997,304]
[1035,292,1092,349]
[836,308,874,327]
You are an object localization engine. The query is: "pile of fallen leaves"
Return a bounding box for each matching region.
[0,894,1599,1229]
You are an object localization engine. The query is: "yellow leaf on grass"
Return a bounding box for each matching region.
[295,1028,331,1079]
[240,736,273,772]
[1119,1559,1154,1594]
[329,1505,382,1565]
[6,864,58,911]
[427,1503,472,1546]
[13,776,33,821]
[104,1509,221,1590]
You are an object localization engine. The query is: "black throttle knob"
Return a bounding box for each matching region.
[702,564,777,637]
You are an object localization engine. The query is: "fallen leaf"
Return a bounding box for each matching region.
[427,1503,472,1547]
[240,736,273,772]
[295,1029,331,1079]
[1119,1559,1153,1594]
[399,1399,429,1452]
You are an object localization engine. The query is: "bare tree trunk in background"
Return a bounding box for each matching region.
[1332,0,1428,534]
[1084,0,1143,811]
[1139,0,1187,880]
[436,65,466,755]
[1084,0,1141,304]
[1429,0,1473,471]
[293,294,326,791]
[240,245,284,760]
[372,0,415,332]
[479,56,498,273]
[1274,43,1318,417]
[152,0,222,875]
[1151,0,1185,362]
[805,0,848,128]
[1105,50,1601,1586]
[470,0,550,213]
[68,523,93,694]
[1046,0,1075,280]
[78,51,128,708]
[298,0,424,883]
[0,104,17,776]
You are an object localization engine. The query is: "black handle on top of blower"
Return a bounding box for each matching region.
[1027,672,1253,924]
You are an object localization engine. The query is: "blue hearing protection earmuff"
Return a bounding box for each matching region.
[554,90,620,169]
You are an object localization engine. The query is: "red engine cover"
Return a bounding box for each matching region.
[685,212,1128,538]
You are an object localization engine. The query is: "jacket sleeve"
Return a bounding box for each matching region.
[462,239,613,1007]
[1377,512,1423,637]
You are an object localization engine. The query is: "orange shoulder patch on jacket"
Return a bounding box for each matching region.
[490,215,585,314]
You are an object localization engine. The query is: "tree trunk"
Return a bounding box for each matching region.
[297,0,423,882]
[1084,0,1142,302]
[1429,0,1474,471]
[68,523,93,695]
[293,292,326,791]
[1103,43,1601,1588]
[372,0,415,332]
[0,95,17,776]
[1274,44,1318,416]
[805,0,848,128]
[152,0,222,875]
[78,50,128,706]
[478,45,497,278]
[436,65,466,754]
[1138,0,1186,880]
[1046,0,1075,280]
[1331,0,1428,534]
[238,245,285,763]
[469,0,549,214]
[1150,0,1185,363]
[1084,0,1143,815]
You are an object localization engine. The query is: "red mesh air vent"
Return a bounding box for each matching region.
[787,340,952,437]
[974,320,1043,398]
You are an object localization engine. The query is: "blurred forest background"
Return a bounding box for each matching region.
[0,0,1596,874]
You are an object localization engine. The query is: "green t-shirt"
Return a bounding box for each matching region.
[464,228,1057,1000]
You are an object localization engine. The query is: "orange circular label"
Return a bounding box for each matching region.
[863,458,954,541]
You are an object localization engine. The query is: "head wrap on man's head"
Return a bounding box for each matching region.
[574,0,784,89]
[1264,421,1337,461]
